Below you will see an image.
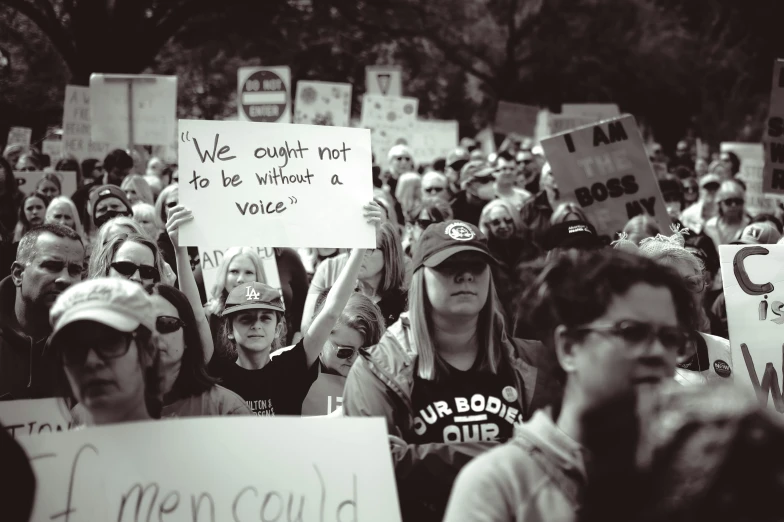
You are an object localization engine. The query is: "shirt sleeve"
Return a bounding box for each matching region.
[442,448,518,522]
[271,339,318,403]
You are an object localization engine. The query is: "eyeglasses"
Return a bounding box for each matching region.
[684,275,705,293]
[110,261,160,281]
[720,198,744,207]
[329,340,360,359]
[157,315,186,334]
[394,156,412,162]
[489,217,514,228]
[571,319,689,355]
[59,329,136,366]
[424,186,445,194]
[702,183,720,192]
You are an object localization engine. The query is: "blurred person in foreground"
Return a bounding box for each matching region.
[680,173,721,234]
[451,161,496,226]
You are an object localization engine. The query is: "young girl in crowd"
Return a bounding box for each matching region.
[49,277,164,425]
[89,232,167,287]
[13,191,48,242]
[132,202,160,240]
[303,221,409,329]
[121,174,155,205]
[444,249,697,522]
[342,220,561,521]
[210,203,383,415]
[35,172,62,200]
[45,196,84,238]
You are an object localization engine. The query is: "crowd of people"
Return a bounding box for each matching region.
[2,134,784,522]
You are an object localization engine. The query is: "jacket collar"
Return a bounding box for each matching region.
[516,408,587,478]
[0,275,26,342]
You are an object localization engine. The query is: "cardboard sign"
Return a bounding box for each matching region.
[0,399,74,439]
[42,139,63,162]
[238,66,292,123]
[561,103,621,120]
[200,246,281,297]
[361,95,419,163]
[20,417,402,522]
[178,119,374,248]
[763,59,784,195]
[540,115,670,242]
[301,370,346,416]
[409,120,459,164]
[7,126,32,147]
[493,101,539,137]
[15,170,78,197]
[294,81,352,127]
[89,74,178,147]
[365,65,402,96]
[721,143,783,217]
[720,245,784,413]
[547,115,596,137]
[62,85,115,162]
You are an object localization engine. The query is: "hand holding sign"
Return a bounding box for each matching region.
[166,204,193,248]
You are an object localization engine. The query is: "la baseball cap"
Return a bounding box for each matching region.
[412,220,496,271]
[222,282,286,316]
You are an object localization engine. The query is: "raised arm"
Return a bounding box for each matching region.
[166,205,215,363]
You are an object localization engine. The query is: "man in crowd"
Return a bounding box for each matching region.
[0,224,86,399]
[89,184,133,230]
[445,147,470,197]
[381,144,415,196]
[421,170,449,202]
[679,173,721,233]
[450,161,495,225]
[71,148,135,230]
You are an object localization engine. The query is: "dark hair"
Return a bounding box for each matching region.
[723,151,741,175]
[750,213,784,234]
[313,288,386,348]
[56,158,81,174]
[218,310,286,360]
[15,192,51,240]
[432,158,446,172]
[673,166,695,180]
[406,197,453,225]
[16,222,83,265]
[103,149,133,173]
[0,156,19,200]
[81,158,100,179]
[147,284,218,402]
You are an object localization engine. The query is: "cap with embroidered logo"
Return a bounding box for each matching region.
[222,282,285,316]
[412,220,496,271]
[731,222,782,245]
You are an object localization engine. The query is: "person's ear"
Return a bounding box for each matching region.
[10,261,24,287]
[553,325,579,374]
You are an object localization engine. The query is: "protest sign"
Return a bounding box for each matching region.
[493,101,539,137]
[15,170,78,197]
[540,115,670,242]
[547,114,596,137]
[200,246,281,297]
[366,65,403,96]
[721,142,783,216]
[177,119,374,248]
[361,95,419,162]
[42,139,62,162]
[7,126,32,147]
[763,59,784,195]
[62,85,114,162]
[89,74,178,147]
[0,399,74,439]
[302,371,346,416]
[238,66,292,123]
[561,103,621,120]
[409,120,459,164]
[294,81,352,127]
[20,416,402,522]
[720,244,784,413]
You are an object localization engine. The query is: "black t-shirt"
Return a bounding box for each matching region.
[208,339,316,416]
[410,362,521,444]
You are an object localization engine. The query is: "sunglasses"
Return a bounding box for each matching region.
[572,319,689,355]
[59,329,136,366]
[416,218,435,229]
[110,261,160,281]
[489,217,514,228]
[394,156,412,162]
[424,186,445,194]
[702,183,720,191]
[336,347,359,359]
[720,198,744,207]
[435,259,488,276]
[157,315,186,334]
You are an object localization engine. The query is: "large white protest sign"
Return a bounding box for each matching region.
[20,417,402,522]
[42,139,62,162]
[90,74,178,147]
[366,65,402,96]
[720,245,784,413]
[200,246,281,297]
[561,103,620,120]
[494,101,539,137]
[62,85,114,162]
[361,95,419,163]
[0,399,74,439]
[721,142,783,217]
[763,59,784,195]
[541,115,670,243]
[7,126,32,147]
[294,81,352,127]
[409,120,459,164]
[16,170,78,197]
[238,66,292,123]
[178,119,374,249]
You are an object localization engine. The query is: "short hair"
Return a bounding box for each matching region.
[479,199,523,237]
[88,232,165,282]
[16,223,83,265]
[551,202,589,225]
[407,197,453,225]
[103,149,133,173]
[313,289,386,347]
[120,174,154,205]
[219,310,285,360]
[35,173,62,195]
[155,184,179,229]
[622,215,661,245]
[45,196,85,238]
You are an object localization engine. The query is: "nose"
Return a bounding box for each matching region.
[82,346,105,368]
[128,268,143,284]
[455,271,474,283]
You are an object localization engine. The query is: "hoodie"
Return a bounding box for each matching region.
[0,276,58,400]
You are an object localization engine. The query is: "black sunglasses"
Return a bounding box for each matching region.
[416,218,435,229]
[59,329,136,366]
[571,319,689,355]
[157,315,185,334]
[721,198,744,207]
[336,347,359,359]
[111,261,160,281]
[424,186,445,194]
[489,217,514,227]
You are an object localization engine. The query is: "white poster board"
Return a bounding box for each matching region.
[365,65,403,96]
[0,398,74,439]
[237,66,292,123]
[200,245,281,297]
[15,170,78,197]
[293,81,352,127]
[410,120,459,164]
[62,85,114,162]
[7,126,32,147]
[89,74,178,147]
[561,103,621,120]
[20,417,402,522]
[361,95,419,164]
[721,142,783,216]
[763,59,784,195]
[547,115,596,137]
[178,119,374,248]
[42,139,63,162]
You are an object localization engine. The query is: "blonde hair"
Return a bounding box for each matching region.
[132,203,158,239]
[206,247,267,316]
[478,199,522,237]
[45,196,85,238]
[88,232,167,282]
[551,202,589,225]
[376,222,407,293]
[394,172,422,222]
[409,268,510,380]
[121,174,154,205]
[154,184,178,229]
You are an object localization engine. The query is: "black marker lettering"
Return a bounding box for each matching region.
[51,443,99,522]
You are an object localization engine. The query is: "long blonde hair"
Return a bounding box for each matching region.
[409,268,510,380]
[45,196,85,239]
[478,199,522,237]
[394,172,422,222]
[207,247,267,316]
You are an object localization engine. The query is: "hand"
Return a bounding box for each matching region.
[389,434,407,460]
[161,261,177,286]
[166,205,193,248]
[363,201,384,231]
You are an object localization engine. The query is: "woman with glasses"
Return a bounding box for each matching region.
[343,220,561,522]
[403,197,453,258]
[444,248,697,522]
[49,277,165,425]
[12,191,48,242]
[704,180,750,246]
[421,171,449,201]
[479,199,538,271]
[35,173,62,200]
[89,232,166,288]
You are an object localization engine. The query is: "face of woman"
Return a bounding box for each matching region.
[125,187,140,205]
[150,295,185,367]
[24,197,46,226]
[359,246,385,281]
[486,206,514,240]
[321,324,364,377]
[38,179,60,199]
[47,202,75,230]
[15,155,37,172]
[109,241,156,285]
[424,252,491,317]
[164,189,179,220]
[225,254,257,292]
[135,215,158,239]
[231,310,278,353]
[61,323,147,419]
[718,188,745,220]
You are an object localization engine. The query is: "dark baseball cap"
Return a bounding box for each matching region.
[446,148,471,170]
[89,184,132,218]
[544,220,603,251]
[221,282,286,316]
[412,220,497,271]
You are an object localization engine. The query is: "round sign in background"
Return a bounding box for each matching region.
[241,69,288,122]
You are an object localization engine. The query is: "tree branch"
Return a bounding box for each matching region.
[0,0,78,72]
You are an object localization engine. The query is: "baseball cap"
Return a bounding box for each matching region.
[50,278,156,338]
[412,220,496,271]
[222,282,286,316]
[446,148,471,170]
[731,222,782,245]
[544,220,603,251]
[459,162,494,189]
[89,184,132,217]
[699,173,722,190]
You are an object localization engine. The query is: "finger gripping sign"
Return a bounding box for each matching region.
[177,119,375,249]
[540,115,670,238]
[19,417,402,521]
